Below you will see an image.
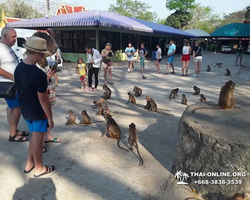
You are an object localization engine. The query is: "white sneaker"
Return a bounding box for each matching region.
[192,74,197,77]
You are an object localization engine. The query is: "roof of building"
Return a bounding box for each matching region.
[5,17,24,23]
[56,3,88,15]
[211,23,250,37]
[183,29,210,37]
[6,10,197,37]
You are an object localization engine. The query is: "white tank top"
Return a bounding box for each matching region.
[182,46,190,55]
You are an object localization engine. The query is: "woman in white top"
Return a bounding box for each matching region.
[155,44,162,74]
[181,41,191,76]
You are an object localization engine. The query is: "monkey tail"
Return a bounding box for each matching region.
[192,107,221,114]
[110,111,118,116]
[136,103,143,108]
[90,120,105,124]
[117,140,129,152]
[135,141,144,166]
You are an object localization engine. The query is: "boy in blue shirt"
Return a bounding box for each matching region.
[164,40,176,75]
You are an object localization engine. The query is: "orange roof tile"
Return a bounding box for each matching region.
[73,6,83,12]
[64,5,73,13]
[56,4,87,15]
[5,18,24,23]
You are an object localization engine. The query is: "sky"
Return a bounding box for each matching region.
[63,0,250,19]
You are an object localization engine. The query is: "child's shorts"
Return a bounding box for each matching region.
[25,119,48,133]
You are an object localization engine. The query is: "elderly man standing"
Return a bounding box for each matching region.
[0,27,28,142]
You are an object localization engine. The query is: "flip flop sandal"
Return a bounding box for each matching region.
[44,138,61,143]
[170,72,175,74]
[43,146,47,153]
[34,165,55,178]
[24,165,35,173]
[17,130,29,137]
[9,133,28,142]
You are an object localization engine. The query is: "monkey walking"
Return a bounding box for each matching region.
[79,110,104,125]
[199,94,206,102]
[101,114,129,152]
[133,86,142,97]
[104,104,118,116]
[209,62,223,68]
[92,98,114,109]
[192,80,238,114]
[225,68,231,76]
[193,86,200,95]
[206,65,211,72]
[128,123,144,166]
[169,88,179,101]
[181,94,188,106]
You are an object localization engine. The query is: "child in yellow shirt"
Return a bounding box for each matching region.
[75,58,87,90]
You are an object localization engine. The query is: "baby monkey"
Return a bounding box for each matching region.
[207,65,211,72]
[79,110,104,125]
[133,86,142,97]
[169,88,179,101]
[193,86,200,95]
[65,110,77,126]
[199,94,206,102]
[225,68,231,76]
[128,123,143,166]
[181,94,188,106]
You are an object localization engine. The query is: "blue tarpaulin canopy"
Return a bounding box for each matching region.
[211,23,250,37]
[7,10,197,37]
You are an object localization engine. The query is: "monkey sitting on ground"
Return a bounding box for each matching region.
[225,68,231,76]
[193,86,200,95]
[133,86,142,97]
[127,92,142,107]
[128,123,143,166]
[65,110,77,126]
[144,96,151,110]
[101,114,129,152]
[199,94,206,102]
[104,104,118,116]
[181,94,188,106]
[79,110,104,125]
[149,98,157,112]
[232,193,245,200]
[192,80,237,114]
[207,65,211,72]
[103,84,112,99]
[169,88,179,101]
[96,103,104,115]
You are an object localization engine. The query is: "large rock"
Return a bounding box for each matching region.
[171,102,250,200]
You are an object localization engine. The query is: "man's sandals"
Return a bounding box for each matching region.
[9,130,29,142]
[34,165,55,178]
[44,138,61,143]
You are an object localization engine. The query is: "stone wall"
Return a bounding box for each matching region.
[171,103,250,200]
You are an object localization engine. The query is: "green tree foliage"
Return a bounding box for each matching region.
[218,9,246,27]
[166,0,195,11]
[0,0,44,20]
[245,7,250,22]
[108,0,158,22]
[165,10,192,29]
[184,3,220,34]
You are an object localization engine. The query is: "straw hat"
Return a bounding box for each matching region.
[23,37,51,54]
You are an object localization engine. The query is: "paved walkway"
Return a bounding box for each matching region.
[0,52,249,200]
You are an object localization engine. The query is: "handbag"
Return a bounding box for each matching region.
[86,63,93,70]
[47,82,56,106]
[0,82,16,99]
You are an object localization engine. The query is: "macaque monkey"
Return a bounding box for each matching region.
[96,103,104,115]
[128,123,143,166]
[104,104,118,116]
[92,98,106,109]
[127,92,142,107]
[65,110,77,126]
[101,114,129,152]
[207,65,211,72]
[149,98,157,112]
[144,96,151,110]
[169,88,179,101]
[225,68,231,76]
[181,94,188,106]
[193,86,200,95]
[103,84,112,99]
[133,86,142,97]
[79,110,104,125]
[213,62,223,68]
[199,94,206,102]
[192,80,237,114]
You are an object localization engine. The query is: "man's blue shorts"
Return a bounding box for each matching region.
[25,119,48,133]
[236,52,242,58]
[4,92,19,108]
[168,55,175,64]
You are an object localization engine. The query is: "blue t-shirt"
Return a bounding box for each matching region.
[139,48,147,58]
[125,47,135,58]
[167,44,176,55]
[14,61,48,121]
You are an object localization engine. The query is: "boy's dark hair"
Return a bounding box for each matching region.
[77,57,84,63]
[85,45,92,50]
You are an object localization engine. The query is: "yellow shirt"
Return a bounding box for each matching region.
[77,64,86,76]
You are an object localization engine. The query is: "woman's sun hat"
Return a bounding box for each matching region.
[23,37,51,54]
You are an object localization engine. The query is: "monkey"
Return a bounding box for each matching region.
[96,103,104,115]
[79,110,104,125]
[192,80,237,114]
[213,62,223,68]
[65,110,77,126]
[133,86,142,97]
[181,94,188,106]
[142,75,146,79]
[101,114,129,152]
[104,104,118,116]
[207,65,211,72]
[128,123,144,166]
[144,96,151,110]
[169,88,179,101]
[103,84,112,99]
[127,92,142,107]
[225,68,231,76]
[193,86,200,95]
[92,98,106,109]
[149,98,157,112]
[199,94,206,102]
[232,193,245,200]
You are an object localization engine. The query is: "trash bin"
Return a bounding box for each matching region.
[151,51,156,60]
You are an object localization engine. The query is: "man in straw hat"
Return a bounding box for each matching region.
[14,36,55,177]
